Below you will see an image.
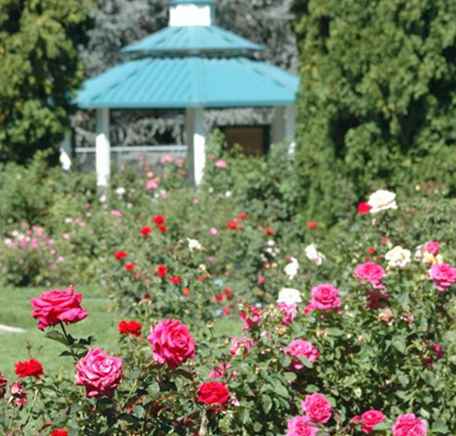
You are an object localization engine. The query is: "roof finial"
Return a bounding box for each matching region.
[168,0,214,27]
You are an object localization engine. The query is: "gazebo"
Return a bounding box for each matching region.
[76,0,299,187]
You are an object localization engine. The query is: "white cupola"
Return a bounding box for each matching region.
[169,0,214,27]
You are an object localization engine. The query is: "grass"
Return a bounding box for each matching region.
[0,286,118,379]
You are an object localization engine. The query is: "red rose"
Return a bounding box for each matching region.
[158,224,167,233]
[15,359,44,378]
[182,287,190,297]
[51,429,68,436]
[0,373,7,399]
[223,306,231,316]
[118,320,142,337]
[124,262,136,272]
[214,293,225,303]
[169,275,182,286]
[352,409,385,434]
[155,264,168,278]
[263,226,275,236]
[152,215,166,226]
[140,226,152,237]
[357,202,372,215]
[223,287,233,300]
[367,247,377,255]
[237,211,248,221]
[114,250,127,261]
[306,221,318,230]
[197,381,230,406]
[227,219,240,230]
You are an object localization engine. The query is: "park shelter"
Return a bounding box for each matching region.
[75,0,299,187]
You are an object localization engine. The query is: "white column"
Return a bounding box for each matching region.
[271,105,297,155]
[59,130,72,171]
[185,108,206,186]
[96,108,111,189]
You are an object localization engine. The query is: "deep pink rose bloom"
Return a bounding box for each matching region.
[309,284,341,311]
[230,336,255,357]
[352,410,386,434]
[75,348,122,398]
[284,339,320,370]
[278,303,298,325]
[31,287,88,330]
[287,416,319,436]
[148,319,196,368]
[424,240,440,256]
[354,262,385,289]
[302,393,332,424]
[392,413,427,436]
[429,263,456,292]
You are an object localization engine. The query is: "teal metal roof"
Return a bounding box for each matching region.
[76,57,298,109]
[170,0,214,4]
[122,26,263,55]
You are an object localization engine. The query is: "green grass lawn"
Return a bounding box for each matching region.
[0,286,241,380]
[0,286,118,379]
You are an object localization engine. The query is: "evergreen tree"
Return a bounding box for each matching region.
[0,0,92,162]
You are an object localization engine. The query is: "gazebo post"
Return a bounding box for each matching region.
[95,108,111,191]
[271,105,297,155]
[185,107,206,186]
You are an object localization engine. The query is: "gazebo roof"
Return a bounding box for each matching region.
[121,25,264,55]
[76,57,298,109]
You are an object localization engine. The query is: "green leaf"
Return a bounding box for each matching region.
[261,395,273,414]
[45,330,69,346]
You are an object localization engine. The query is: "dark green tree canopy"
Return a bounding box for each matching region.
[0,0,91,163]
[294,0,456,222]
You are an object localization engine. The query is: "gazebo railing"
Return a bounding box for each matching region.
[74,145,187,172]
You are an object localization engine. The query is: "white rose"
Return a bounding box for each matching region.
[284,257,299,280]
[385,246,411,268]
[367,189,397,214]
[187,238,203,252]
[305,244,325,266]
[277,288,302,305]
[115,187,126,197]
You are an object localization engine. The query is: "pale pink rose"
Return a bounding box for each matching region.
[160,154,174,165]
[175,158,185,168]
[159,190,168,199]
[76,348,123,398]
[208,227,219,236]
[111,209,123,218]
[354,262,385,289]
[278,303,297,325]
[230,337,255,357]
[145,177,160,191]
[208,362,232,379]
[10,382,27,408]
[148,320,196,368]
[392,413,427,436]
[287,416,319,436]
[429,263,456,292]
[352,410,386,434]
[31,287,88,330]
[309,284,341,311]
[424,240,440,256]
[215,159,227,169]
[284,339,320,370]
[302,393,332,424]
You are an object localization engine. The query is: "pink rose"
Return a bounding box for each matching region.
[352,410,386,434]
[230,337,255,357]
[284,339,320,370]
[215,159,227,169]
[239,305,262,330]
[208,227,219,236]
[429,263,456,292]
[424,240,440,256]
[309,284,341,311]
[287,416,319,436]
[145,177,160,191]
[75,348,122,398]
[392,413,427,436]
[31,287,88,330]
[278,303,298,325]
[160,154,174,165]
[148,319,196,368]
[354,262,385,289]
[208,362,232,379]
[302,393,332,424]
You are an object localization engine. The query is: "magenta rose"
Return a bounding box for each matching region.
[230,336,255,357]
[278,303,298,325]
[352,409,386,434]
[309,284,341,311]
[354,262,385,289]
[284,339,320,370]
[392,413,427,436]
[31,287,88,330]
[75,348,122,398]
[429,263,456,292]
[148,319,196,368]
[287,416,319,436]
[302,393,332,424]
[424,240,440,256]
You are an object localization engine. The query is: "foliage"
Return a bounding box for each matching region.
[293,0,456,223]
[0,0,92,162]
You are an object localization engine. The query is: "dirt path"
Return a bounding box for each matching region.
[0,324,26,333]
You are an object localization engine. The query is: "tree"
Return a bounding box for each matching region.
[293,0,456,222]
[0,0,92,163]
